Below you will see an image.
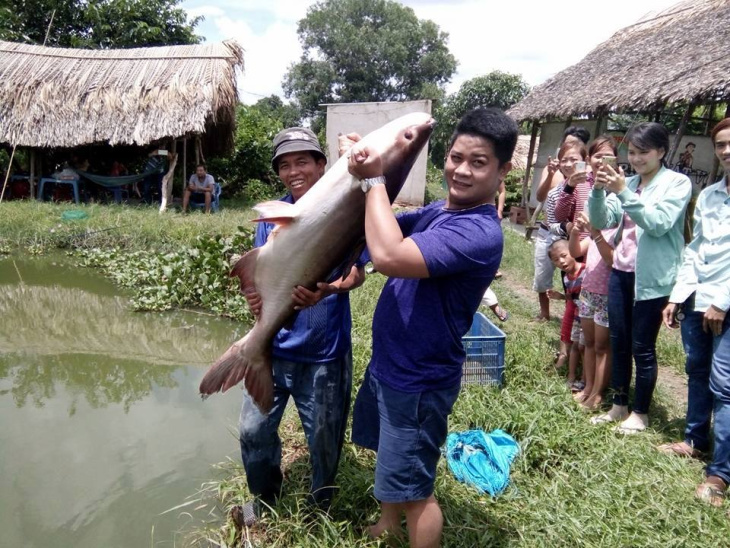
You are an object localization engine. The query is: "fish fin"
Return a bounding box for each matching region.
[340,239,366,281]
[231,248,259,294]
[252,200,298,226]
[199,335,274,413]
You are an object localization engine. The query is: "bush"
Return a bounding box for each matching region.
[504,168,525,209]
[77,229,255,321]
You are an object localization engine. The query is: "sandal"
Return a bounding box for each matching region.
[657,441,703,459]
[614,423,646,435]
[591,412,623,425]
[492,305,509,322]
[569,381,585,392]
[696,481,726,507]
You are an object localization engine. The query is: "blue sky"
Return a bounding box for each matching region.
[182,0,681,104]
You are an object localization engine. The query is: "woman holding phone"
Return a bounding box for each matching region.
[555,136,619,235]
[588,122,691,433]
[533,126,590,322]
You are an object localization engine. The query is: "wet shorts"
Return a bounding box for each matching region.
[571,316,584,346]
[533,229,558,292]
[351,368,460,503]
[578,290,609,328]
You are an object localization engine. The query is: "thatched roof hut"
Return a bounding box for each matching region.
[0,40,244,152]
[508,0,729,122]
[511,135,540,171]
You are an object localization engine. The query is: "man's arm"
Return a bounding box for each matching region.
[347,145,429,278]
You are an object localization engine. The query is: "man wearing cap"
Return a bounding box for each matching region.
[237,127,365,524]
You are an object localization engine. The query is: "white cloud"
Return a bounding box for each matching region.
[184,0,680,104]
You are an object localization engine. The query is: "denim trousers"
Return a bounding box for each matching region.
[238,351,352,507]
[607,269,668,413]
[707,315,730,483]
[679,298,714,451]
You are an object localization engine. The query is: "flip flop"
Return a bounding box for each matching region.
[493,305,509,322]
[614,423,646,435]
[696,482,726,507]
[591,412,621,425]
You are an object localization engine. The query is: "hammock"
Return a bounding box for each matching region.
[78,169,160,188]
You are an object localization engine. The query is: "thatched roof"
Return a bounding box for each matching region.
[0,40,244,151]
[509,0,729,121]
[511,134,539,171]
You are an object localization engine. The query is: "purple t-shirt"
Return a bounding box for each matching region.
[369,201,503,392]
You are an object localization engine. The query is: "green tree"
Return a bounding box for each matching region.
[431,71,530,167]
[0,0,201,48]
[283,0,457,123]
[206,104,285,197]
[254,95,303,129]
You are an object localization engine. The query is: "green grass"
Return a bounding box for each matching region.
[2,202,707,546]
[182,226,721,548]
[0,199,258,253]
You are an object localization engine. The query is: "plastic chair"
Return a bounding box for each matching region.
[38,176,81,204]
[189,182,221,212]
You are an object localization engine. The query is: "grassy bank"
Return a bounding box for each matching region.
[185,229,721,547]
[0,200,258,252]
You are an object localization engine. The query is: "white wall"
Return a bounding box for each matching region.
[325,100,431,206]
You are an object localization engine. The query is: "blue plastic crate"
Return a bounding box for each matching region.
[461,312,506,387]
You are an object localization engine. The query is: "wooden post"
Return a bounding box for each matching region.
[194,134,201,166]
[159,143,178,213]
[521,121,539,208]
[183,137,187,194]
[595,109,605,135]
[667,100,698,166]
[29,149,35,199]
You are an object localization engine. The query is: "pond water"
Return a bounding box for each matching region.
[0,256,248,547]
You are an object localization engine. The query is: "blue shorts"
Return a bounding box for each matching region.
[351,368,460,503]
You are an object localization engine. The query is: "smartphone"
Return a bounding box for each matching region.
[602,155,617,170]
[574,161,586,172]
[157,149,169,156]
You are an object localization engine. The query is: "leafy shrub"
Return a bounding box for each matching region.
[504,168,525,209]
[78,228,255,321]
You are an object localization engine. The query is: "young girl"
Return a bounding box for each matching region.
[547,238,586,389]
[588,122,692,433]
[569,212,614,410]
[566,137,619,410]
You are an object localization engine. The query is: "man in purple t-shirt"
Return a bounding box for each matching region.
[345,108,518,547]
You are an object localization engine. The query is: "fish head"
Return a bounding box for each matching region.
[363,112,435,203]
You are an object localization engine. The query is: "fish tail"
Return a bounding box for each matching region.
[199,334,274,413]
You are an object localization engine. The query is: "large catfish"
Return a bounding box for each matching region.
[199,113,435,412]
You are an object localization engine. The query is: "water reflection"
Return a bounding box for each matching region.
[0,257,247,547]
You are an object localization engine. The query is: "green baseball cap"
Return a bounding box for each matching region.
[271,127,326,171]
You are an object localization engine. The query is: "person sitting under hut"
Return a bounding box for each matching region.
[182,164,215,213]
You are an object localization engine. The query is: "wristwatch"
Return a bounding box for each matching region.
[360,176,386,193]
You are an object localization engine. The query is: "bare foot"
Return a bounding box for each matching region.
[368,520,404,541]
[573,391,588,403]
[581,395,603,411]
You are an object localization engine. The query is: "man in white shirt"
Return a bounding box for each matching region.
[182,164,215,213]
[661,118,730,506]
